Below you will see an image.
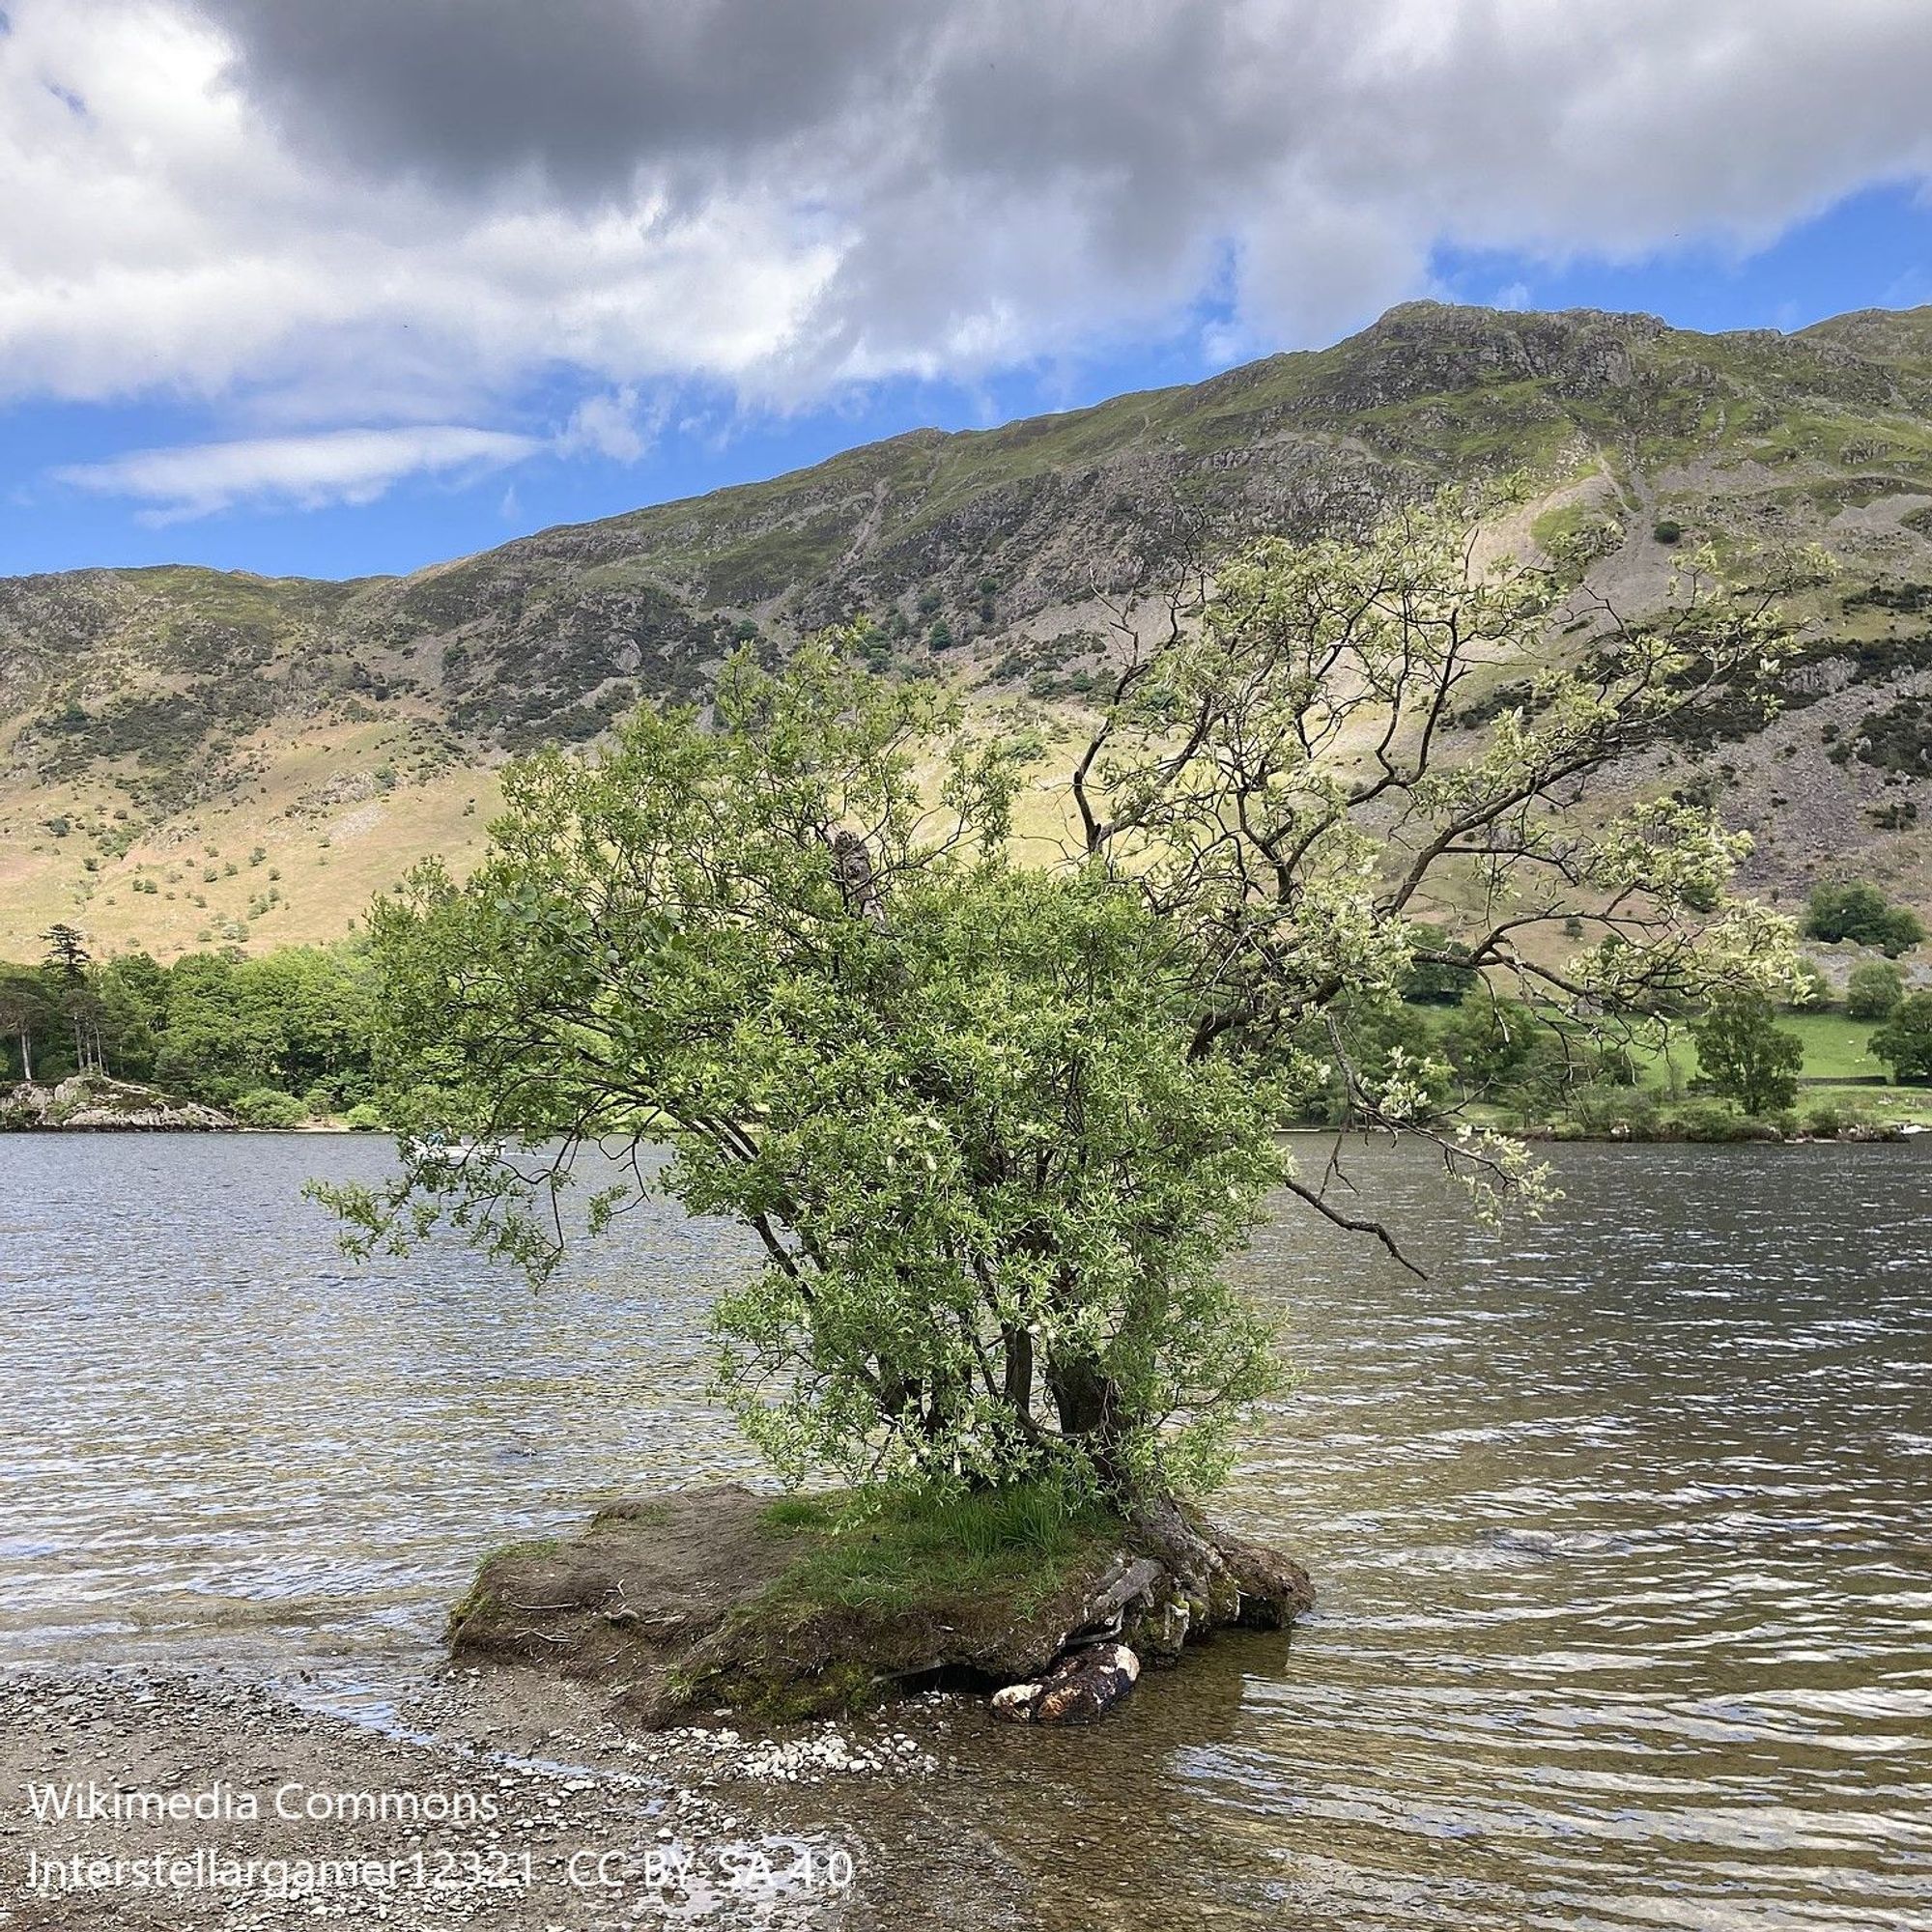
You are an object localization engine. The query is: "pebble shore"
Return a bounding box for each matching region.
[0,1668,960,1931]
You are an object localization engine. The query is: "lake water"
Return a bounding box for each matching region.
[2,1133,1929,1930]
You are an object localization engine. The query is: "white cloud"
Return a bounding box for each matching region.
[53,424,540,520]
[558,386,663,464]
[5,0,1932,446]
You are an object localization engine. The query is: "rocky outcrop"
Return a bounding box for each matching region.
[449,1484,1312,1731]
[0,1075,236,1131]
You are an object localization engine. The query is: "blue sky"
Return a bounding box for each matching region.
[6,2,1932,584]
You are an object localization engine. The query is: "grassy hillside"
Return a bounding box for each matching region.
[7,299,1932,958]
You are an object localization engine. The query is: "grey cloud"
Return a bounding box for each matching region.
[189,0,1932,366]
[14,1,1932,428]
[197,0,937,199]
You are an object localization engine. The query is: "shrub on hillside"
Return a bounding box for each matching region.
[1803,882,1925,956]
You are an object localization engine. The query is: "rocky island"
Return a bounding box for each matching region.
[0,1074,236,1131]
[449,1485,1313,1729]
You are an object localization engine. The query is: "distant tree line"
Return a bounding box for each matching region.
[1289,895,1931,1141]
[0,928,379,1124]
[0,881,1919,1142]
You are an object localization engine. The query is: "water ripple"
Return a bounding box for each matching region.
[2,1133,1929,1930]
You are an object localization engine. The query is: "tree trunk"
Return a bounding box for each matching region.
[1000,1324,1034,1413]
[1046,1353,1126,1494]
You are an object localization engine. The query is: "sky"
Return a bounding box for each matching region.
[5,1,1932,583]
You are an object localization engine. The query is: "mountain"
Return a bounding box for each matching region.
[6,299,1932,959]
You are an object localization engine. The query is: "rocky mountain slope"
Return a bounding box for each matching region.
[6,299,1932,957]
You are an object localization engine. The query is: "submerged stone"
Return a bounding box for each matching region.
[1035,1641,1141,1723]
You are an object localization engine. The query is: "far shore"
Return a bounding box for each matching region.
[6,1114,1929,1143]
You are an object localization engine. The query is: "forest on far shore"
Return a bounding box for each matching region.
[2,872,1928,1138]
[0,927,378,1127]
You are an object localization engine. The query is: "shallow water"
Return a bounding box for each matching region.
[2,1133,1929,1929]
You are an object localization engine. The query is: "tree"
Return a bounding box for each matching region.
[1435,994,1562,1104]
[322,496,1798,1510]
[1399,923,1479,1005]
[0,967,47,1083]
[1803,882,1926,956]
[42,924,105,1076]
[155,947,375,1106]
[1846,960,1905,1021]
[96,952,169,1082]
[1691,991,1803,1115]
[1873,990,1932,1081]
[43,924,89,980]
[153,952,251,1098]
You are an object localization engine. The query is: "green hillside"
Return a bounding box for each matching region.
[6,299,1932,958]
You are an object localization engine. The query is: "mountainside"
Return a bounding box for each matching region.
[7,299,1932,958]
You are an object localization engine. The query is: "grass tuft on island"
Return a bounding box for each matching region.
[752,1484,1120,1618]
[450,1481,1309,1729]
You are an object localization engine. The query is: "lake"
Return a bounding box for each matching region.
[2,1133,1929,1929]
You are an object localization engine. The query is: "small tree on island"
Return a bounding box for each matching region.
[1690,990,1803,1116]
[320,497,1798,1513]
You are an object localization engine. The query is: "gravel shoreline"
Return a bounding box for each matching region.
[0,1666,986,1931]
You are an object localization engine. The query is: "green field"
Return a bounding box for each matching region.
[1645,1010,1889,1084]
[1634,1009,1932,1122]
